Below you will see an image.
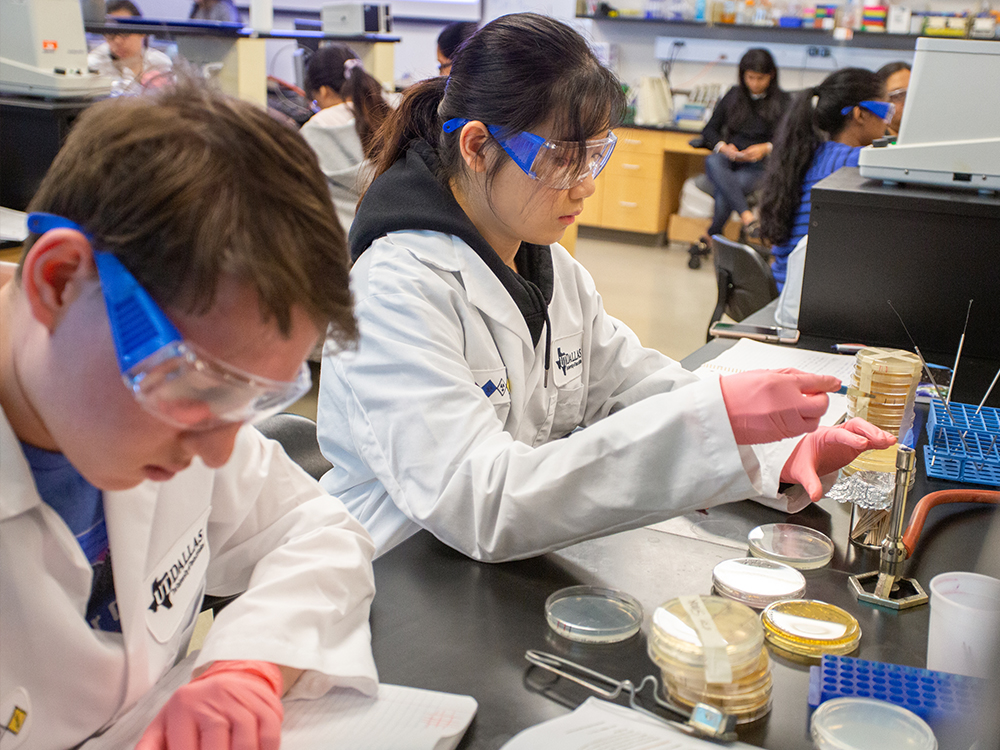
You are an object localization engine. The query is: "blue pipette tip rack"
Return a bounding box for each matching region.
[923,400,1000,487]
[808,655,989,733]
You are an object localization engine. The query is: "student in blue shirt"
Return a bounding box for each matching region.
[0,81,377,750]
[759,68,891,291]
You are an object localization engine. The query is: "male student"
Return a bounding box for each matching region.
[0,82,377,749]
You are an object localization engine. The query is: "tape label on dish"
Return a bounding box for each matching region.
[678,595,733,684]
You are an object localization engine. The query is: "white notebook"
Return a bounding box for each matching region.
[82,653,477,750]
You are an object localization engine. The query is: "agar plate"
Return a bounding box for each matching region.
[712,557,806,609]
[811,697,937,750]
[747,524,835,570]
[761,600,861,657]
[544,585,643,643]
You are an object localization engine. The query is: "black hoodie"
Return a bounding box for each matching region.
[349,140,555,355]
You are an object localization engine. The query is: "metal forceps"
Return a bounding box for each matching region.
[524,650,739,743]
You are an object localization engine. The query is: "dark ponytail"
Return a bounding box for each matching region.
[366,13,626,197]
[304,44,390,159]
[759,67,882,245]
[369,77,449,182]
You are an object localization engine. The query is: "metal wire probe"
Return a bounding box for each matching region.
[524,650,739,743]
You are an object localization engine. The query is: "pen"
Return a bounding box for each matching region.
[836,384,907,405]
[832,343,866,354]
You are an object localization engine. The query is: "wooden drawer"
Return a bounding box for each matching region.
[601,175,666,233]
[614,127,666,156]
[604,149,664,181]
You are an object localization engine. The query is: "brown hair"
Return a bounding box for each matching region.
[25,79,357,347]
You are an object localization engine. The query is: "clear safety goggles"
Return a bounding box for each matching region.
[842,100,896,124]
[27,213,312,431]
[442,118,618,190]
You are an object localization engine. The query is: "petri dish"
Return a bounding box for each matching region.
[544,585,643,643]
[712,557,806,609]
[811,697,938,750]
[748,524,835,570]
[761,600,861,658]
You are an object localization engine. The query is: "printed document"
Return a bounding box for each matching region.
[500,697,758,750]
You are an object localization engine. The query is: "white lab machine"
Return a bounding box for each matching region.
[858,37,1000,192]
[0,0,111,98]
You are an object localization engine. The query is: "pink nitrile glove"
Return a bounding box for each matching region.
[136,660,284,750]
[720,368,841,445]
[781,417,897,501]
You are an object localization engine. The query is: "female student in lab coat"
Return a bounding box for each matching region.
[316,13,894,562]
[300,44,390,231]
[759,67,890,291]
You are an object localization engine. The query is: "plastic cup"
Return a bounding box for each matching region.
[926,572,1000,678]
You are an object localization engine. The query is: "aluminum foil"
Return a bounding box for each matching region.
[827,469,895,510]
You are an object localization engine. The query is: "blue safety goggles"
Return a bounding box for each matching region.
[841,100,896,124]
[27,212,311,431]
[442,119,617,190]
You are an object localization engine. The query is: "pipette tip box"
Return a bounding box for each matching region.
[808,654,989,734]
[923,400,1000,487]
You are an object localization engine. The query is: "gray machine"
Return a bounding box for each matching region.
[1,0,110,97]
[859,37,1000,192]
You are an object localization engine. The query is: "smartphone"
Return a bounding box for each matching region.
[709,321,800,344]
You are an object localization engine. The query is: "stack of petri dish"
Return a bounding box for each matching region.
[844,347,922,475]
[648,595,772,723]
[712,558,807,609]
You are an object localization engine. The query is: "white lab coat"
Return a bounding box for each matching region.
[0,408,378,750]
[318,231,806,562]
[299,104,369,234]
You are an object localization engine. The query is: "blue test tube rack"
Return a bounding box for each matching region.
[808,654,989,734]
[923,400,1000,486]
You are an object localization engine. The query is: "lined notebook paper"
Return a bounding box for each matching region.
[82,653,477,750]
[697,338,855,426]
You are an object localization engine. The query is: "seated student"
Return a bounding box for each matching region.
[0,82,377,749]
[759,67,890,292]
[696,49,790,254]
[88,0,172,90]
[300,44,390,232]
[316,14,894,562]
[436,21,478,76]
[876,61,911,137]
[189,0,239,22]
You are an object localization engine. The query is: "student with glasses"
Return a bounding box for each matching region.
[87,0,172,91]
[315,14,893,563]
[0,83,378,749]
[759,68,892,292]
[876,61,911,137]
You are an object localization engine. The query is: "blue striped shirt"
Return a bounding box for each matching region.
[770,141,862,290]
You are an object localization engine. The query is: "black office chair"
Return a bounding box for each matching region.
[706,234,778,342]
[255,412,333,481]
[201,413,332,614]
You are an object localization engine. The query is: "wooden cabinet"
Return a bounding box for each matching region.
[580,127,669,234]
[579,126,745,242]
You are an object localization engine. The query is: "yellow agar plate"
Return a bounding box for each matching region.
[761,599,861,657]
